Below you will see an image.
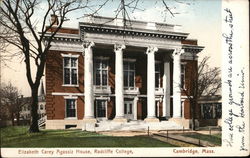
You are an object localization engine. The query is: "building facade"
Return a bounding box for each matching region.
[45,16,204,130]
[198,95,222,127]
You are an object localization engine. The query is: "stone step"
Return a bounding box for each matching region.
[94,120,183,132]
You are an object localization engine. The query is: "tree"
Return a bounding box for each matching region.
[0,0,109,132]
[0,0,191,132]
[182,55,221,130]
[0,82,28,125]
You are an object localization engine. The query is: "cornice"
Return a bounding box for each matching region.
[80,25,188,41]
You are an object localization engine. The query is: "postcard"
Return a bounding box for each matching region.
[0,0,249,157]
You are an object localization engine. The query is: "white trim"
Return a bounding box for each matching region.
[52,92,84,96]
[64,96,78,99]
[50,42,83,52]
[181,63,186,90]
[61,53,80,58]
[62,84,79,87]
[181,101,184,118]
[95,96,110,100]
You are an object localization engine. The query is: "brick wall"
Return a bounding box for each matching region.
[46,50,84,120]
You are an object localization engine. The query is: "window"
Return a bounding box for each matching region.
[201,103,222,119]
[155,62,161,89]
[96,100,106,118]
[124,61,135,88]
[63,56,78,85]
[215,103,222,118]
[94,59,108,87]
[40,104,43,110]
[181,64,185,89]
[66,99,76,118]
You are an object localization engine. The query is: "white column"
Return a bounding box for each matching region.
[114,44,126,122]
[172,48,184,118]
[133,97,138,120]
[83,41,95,120]
[163,60,171,119]
[145,46,159,122]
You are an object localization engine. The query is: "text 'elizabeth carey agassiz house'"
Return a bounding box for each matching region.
[44,15,204,131]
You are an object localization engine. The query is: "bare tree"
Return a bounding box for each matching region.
[0,0,111,132]
[0,82,28,126]
[197,56,221,97]
[182,55,221,130]
[0,0,191,132]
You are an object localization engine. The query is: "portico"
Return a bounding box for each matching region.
[45,15,204,130]
[80,15,192,124]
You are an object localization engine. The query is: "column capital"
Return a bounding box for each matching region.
[146,46,158,54]
[83,41,95,49]
[172,48,185,56]
[114,43,126,52]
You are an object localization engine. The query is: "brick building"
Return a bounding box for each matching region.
[44,16,204,130]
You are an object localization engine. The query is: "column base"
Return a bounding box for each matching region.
[113,117,127,123]
[82,118,97,131]
[144,117,159,122]
[83,118,97,123]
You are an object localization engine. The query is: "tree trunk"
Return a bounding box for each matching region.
[29,87,39,133]
[17,112,20,126]
[190,99,196,131]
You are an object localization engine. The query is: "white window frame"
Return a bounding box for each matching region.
[94,57,109,89]
[181,62,186,90]
[64,96,77,119]
[123,59,136,91]
[61,53,79,87]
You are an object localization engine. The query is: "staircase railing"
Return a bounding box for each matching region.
[38,115,47,127]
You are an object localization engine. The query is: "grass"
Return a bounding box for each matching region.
[183,133,222,146]
[1,126,176,147]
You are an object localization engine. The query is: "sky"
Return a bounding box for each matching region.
[1,0,221,97]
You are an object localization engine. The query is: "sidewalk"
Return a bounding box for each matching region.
[98,130,221,147]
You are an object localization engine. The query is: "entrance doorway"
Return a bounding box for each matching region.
[124,100,133,120]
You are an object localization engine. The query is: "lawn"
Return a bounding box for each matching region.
[1,126,176,147]
[183,133,222,146]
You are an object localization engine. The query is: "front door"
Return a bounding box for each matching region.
[124,101,133,120]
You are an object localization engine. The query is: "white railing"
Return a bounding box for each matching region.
[124,87,140,94]
[155,87,164,95]
[94,85,111,94]
[38,115,47,127]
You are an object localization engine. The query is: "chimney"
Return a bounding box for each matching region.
[51,14,59,26]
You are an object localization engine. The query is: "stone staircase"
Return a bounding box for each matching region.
[93,120,183,132]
